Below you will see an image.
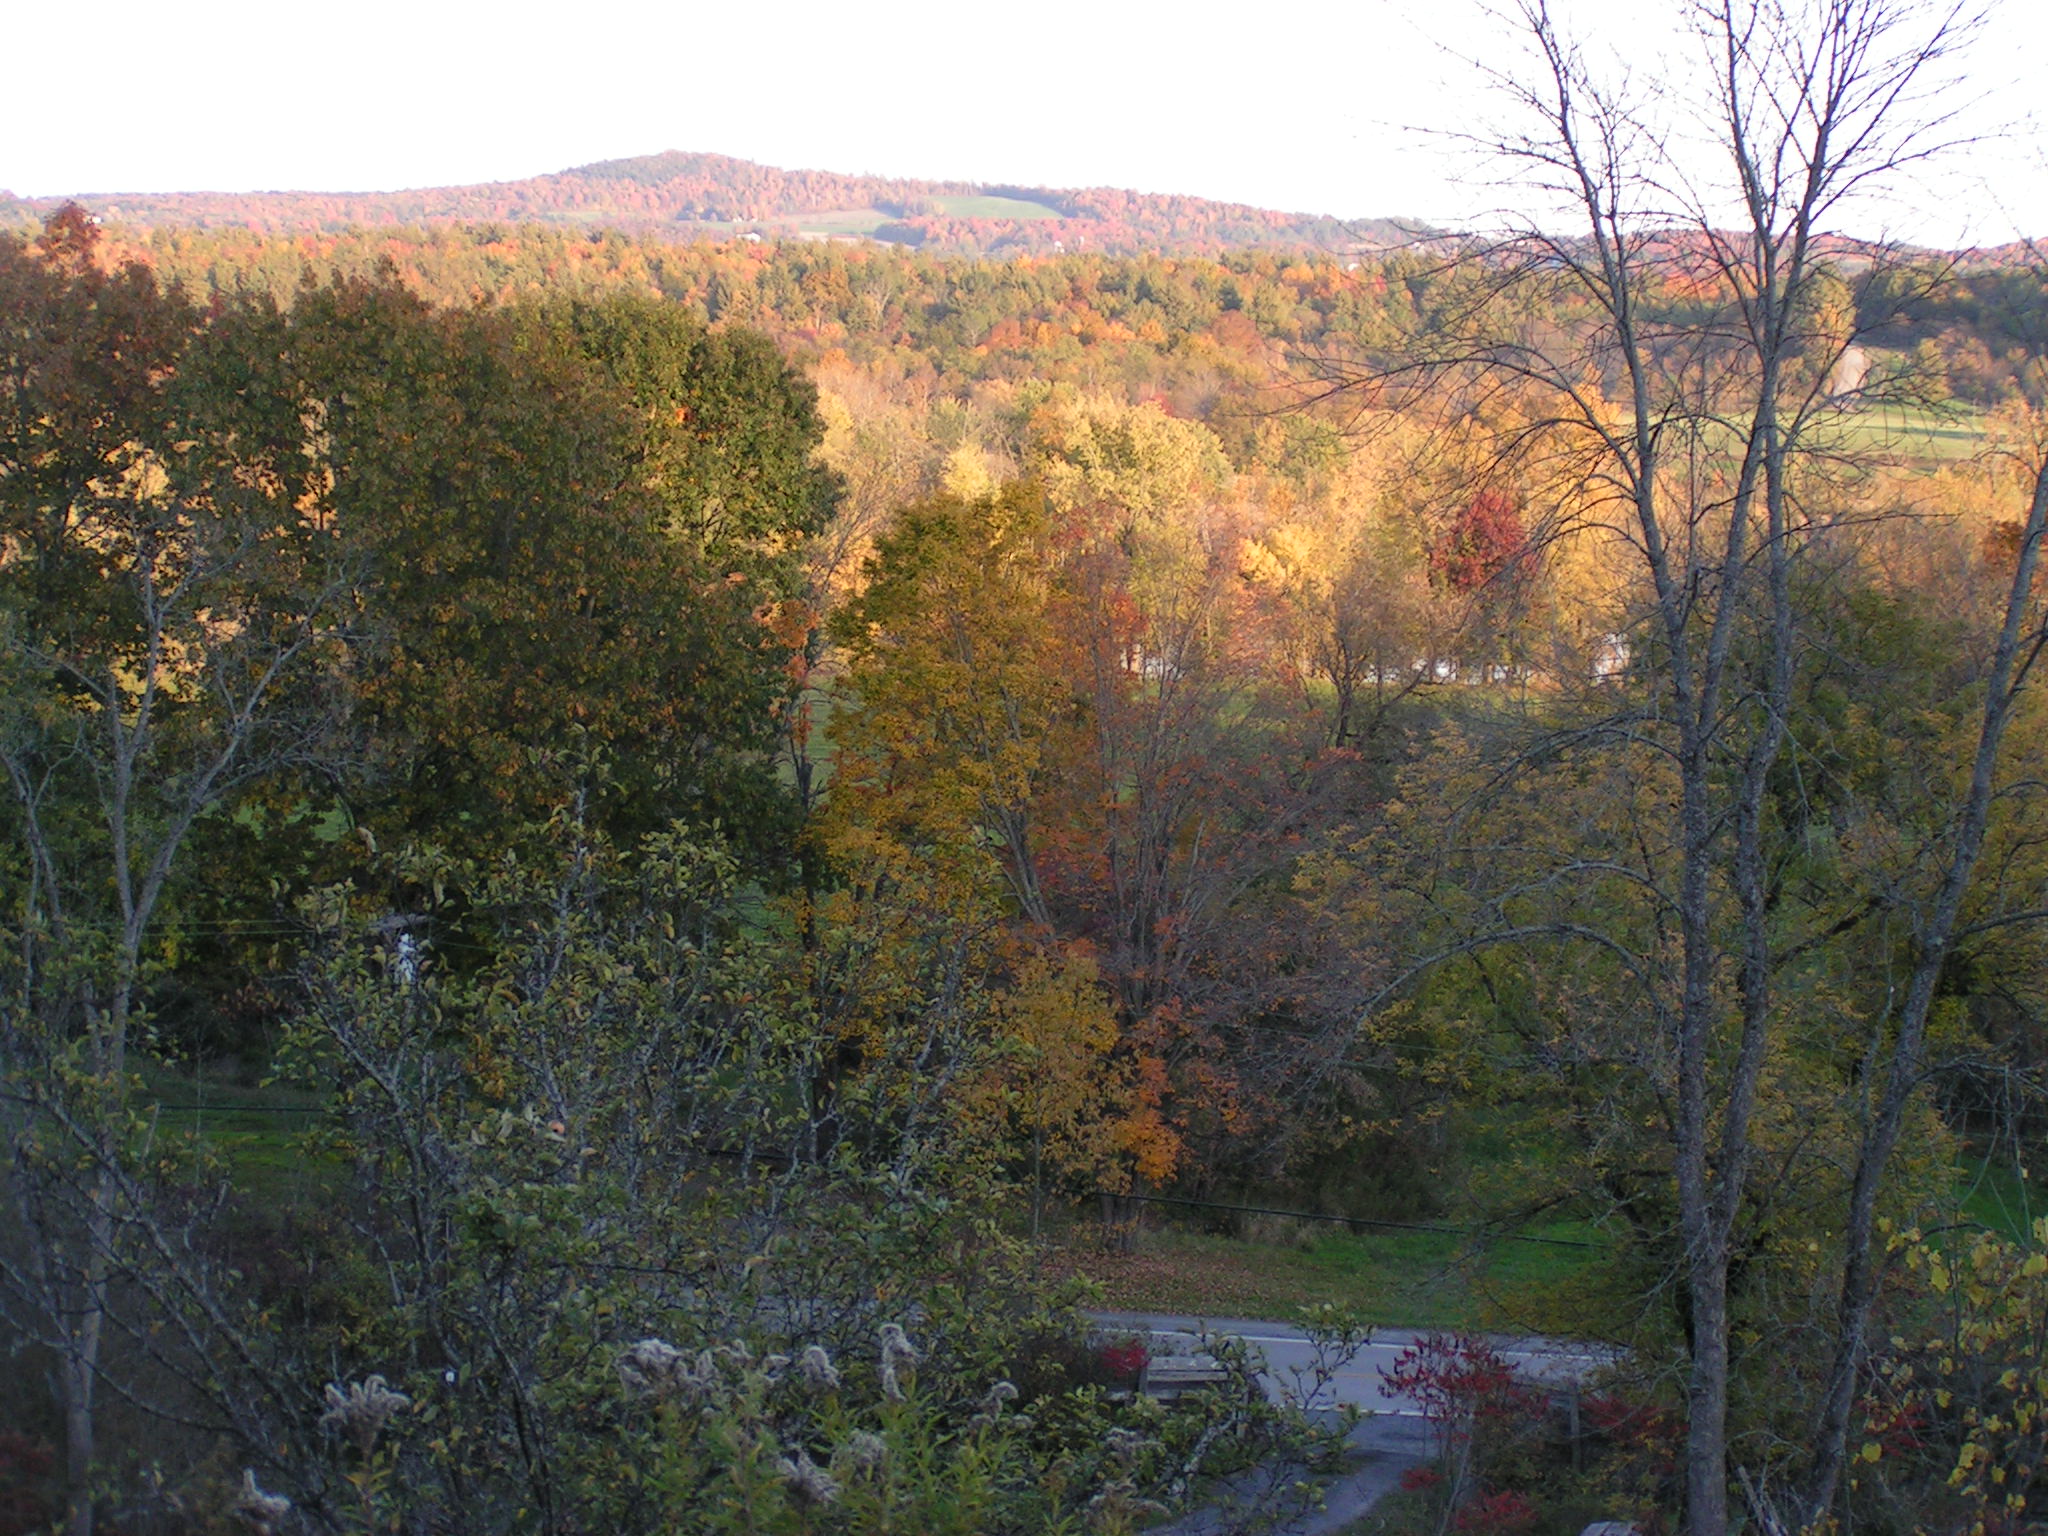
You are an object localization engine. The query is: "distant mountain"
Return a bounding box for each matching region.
[0,151,1429,256]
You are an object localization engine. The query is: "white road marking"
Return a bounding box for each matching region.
[1225,1336,1609,1367]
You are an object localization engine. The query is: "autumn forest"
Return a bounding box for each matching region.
[6,4,2048,1535]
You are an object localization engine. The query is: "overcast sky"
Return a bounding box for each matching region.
[10,0,2045,247]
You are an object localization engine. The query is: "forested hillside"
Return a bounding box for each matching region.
[0,149,1416,255]
[7,6,2048,1534]
[95,218,2048,419]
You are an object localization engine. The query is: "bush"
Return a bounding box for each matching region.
[0,1434,57,1536]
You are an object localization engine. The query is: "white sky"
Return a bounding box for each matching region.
[9,0,2045,247]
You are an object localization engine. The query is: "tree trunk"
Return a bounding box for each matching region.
[52,960,139,1536]
[1031,1127,1046,1241]
[62,1343,96,1536]
[1682,1252,1733,1534]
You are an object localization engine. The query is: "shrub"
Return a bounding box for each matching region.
[0,1434,57,1536]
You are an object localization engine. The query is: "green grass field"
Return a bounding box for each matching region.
[139,1040,2039,1341]
[774,683,842,792]
[1828,402,1987,462]
[789,207,896,236]
[1074,1155,2040,1332]
[1070,1216,1604,1332]
[933,194,1063,221]
[140,1061,336,1206]
[1609,401,1989,467]
[1956,1153,2041,1240]
[787,195,1064,236]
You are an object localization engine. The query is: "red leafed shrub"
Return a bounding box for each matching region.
[1581,1391,1683,1519]
[1858,1392,1930,1457]
[1096,1337,1150,1384]
[1399,1465,1445,1492]
[0,1433,58,1536]
[1453,1487,1539,1534]
[1006,1328,1148,1398]
[1584,1391,1684,1474]
[1384,1333,1542,1431]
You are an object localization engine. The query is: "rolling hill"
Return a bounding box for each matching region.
[0,150,1427,257]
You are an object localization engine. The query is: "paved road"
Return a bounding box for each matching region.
[1091,1309,1617,1415]
[1089,1311,1620,1534]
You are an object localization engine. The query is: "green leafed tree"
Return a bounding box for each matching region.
[0,224,840,1534]
[281,281,838,867]
[0,207,361,1536]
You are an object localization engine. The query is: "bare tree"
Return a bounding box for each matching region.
[1313,2,2048,1528]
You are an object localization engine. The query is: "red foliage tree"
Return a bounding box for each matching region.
[1429,489,1529,593]
[1384,1334,1544,1522]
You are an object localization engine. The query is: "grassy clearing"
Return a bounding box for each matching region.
[1069,1157,2040,1331]
[1828,403,1987,461]
[1065,1216,1603,1332]
[774,683,843,793]
[1955,1154,2041,1240]
[139,1061,338,1208]
[1614,402,1988,467]
[933,194,1063,221]
[783,196,1063,235]
[790,208,894,236]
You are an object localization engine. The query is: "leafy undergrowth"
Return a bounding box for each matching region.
[1337,1481,1617,1536]
[1335,1481,1435,1534]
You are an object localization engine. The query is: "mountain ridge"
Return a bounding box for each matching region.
[0,149,1429,257]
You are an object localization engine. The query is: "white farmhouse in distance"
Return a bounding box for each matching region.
[1826,344,1871,401]
[1593,633,1631,680]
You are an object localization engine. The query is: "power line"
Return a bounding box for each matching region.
[149,1103,322,1114]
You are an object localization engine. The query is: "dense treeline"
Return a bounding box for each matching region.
[98,220,2048,446]
[116,225,1418,403]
